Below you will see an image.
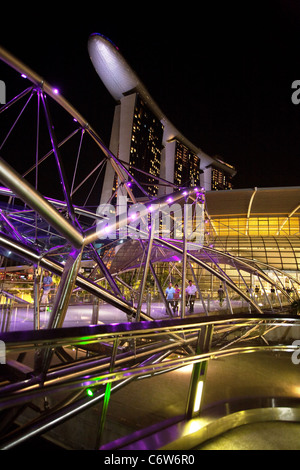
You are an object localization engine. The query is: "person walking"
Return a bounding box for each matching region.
[40,270,53,309]
[218,285,224,306]
[186,280,197,313]
[165,282,175,315]
[173,284,181,315]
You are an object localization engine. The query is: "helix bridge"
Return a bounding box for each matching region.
[0,45,299,450]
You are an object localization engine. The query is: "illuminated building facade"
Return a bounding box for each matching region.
[210,166,233,190]
[128,94,163,197]
[172,139,200,187]
[87,34,300,299]
[201,187,300,294]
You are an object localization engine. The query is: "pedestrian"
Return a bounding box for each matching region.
[165,282,175,315]
[40,270,53,309]
[270,286,275,303]
[173,284,181,315]
[186,280,197,313]
[218,285,224,306]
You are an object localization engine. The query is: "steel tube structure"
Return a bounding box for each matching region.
[0,39,299,452]
[0,157,83,249]
[0,44,149,208]
[0,350,172,450]
[0,314,300,448]
[153,236,265,314]
[0,232,140,318]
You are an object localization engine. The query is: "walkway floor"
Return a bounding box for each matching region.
[3,299,252,332]
[197,422,300,450]
[2,300,299,450]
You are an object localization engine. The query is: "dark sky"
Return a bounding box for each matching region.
[1,1,300,191]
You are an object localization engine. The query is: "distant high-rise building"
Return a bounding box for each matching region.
[172,139,200,188]
[209,157,235,190]
[109,93,164,200]
[88,33,236,203]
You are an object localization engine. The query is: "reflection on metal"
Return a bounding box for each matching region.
[186,325,213,419]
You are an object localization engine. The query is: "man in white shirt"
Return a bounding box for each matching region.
[186,280,197,313]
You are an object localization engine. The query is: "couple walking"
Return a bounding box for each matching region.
[165,282,181,315]
[165,280,197,315]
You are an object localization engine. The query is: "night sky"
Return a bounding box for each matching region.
[1,1,300,191]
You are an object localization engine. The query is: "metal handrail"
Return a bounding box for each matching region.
[1,312,298,349]
[0,313,299,449]
[1,314,299,399]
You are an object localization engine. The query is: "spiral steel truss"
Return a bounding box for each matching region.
[0,45,299,331]
[0,45,300,451]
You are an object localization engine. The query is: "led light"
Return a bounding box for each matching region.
[193,380,204,413]
[53,88,59,95]
[86,388,94,397]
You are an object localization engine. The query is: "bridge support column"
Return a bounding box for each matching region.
[95,338,119,449]
[47,248,83,329]
[34,249,83,376]
[186,324,213,419]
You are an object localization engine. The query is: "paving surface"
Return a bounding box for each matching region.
[197,422,300,450]
[3,302,300,450]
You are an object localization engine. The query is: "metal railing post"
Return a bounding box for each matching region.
[33,268,40,330]
[95,338,119,449]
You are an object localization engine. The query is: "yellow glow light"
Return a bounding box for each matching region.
[193,380,204,413]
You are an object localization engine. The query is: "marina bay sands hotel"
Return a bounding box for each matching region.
[88,33,236,203]
[88,33,300,286]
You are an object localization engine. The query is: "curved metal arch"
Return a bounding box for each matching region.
[143,238,295,313]
[104,236,295,315]
[202,245,294,300]
[245,187,257,235]
[138,236,264,314]
[0,45,145,206]
[276,203,300,235]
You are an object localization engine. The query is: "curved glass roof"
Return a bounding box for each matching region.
[211,235,300,271]
[206,187,300,217]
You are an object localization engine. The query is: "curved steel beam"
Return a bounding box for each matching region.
[276,203,300,235]
[0,232,144,319]
[150,237,264,314]
[0,45,147,206]
[202,245,293,302]
[0,157,83,249]
[245,187,257,235]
